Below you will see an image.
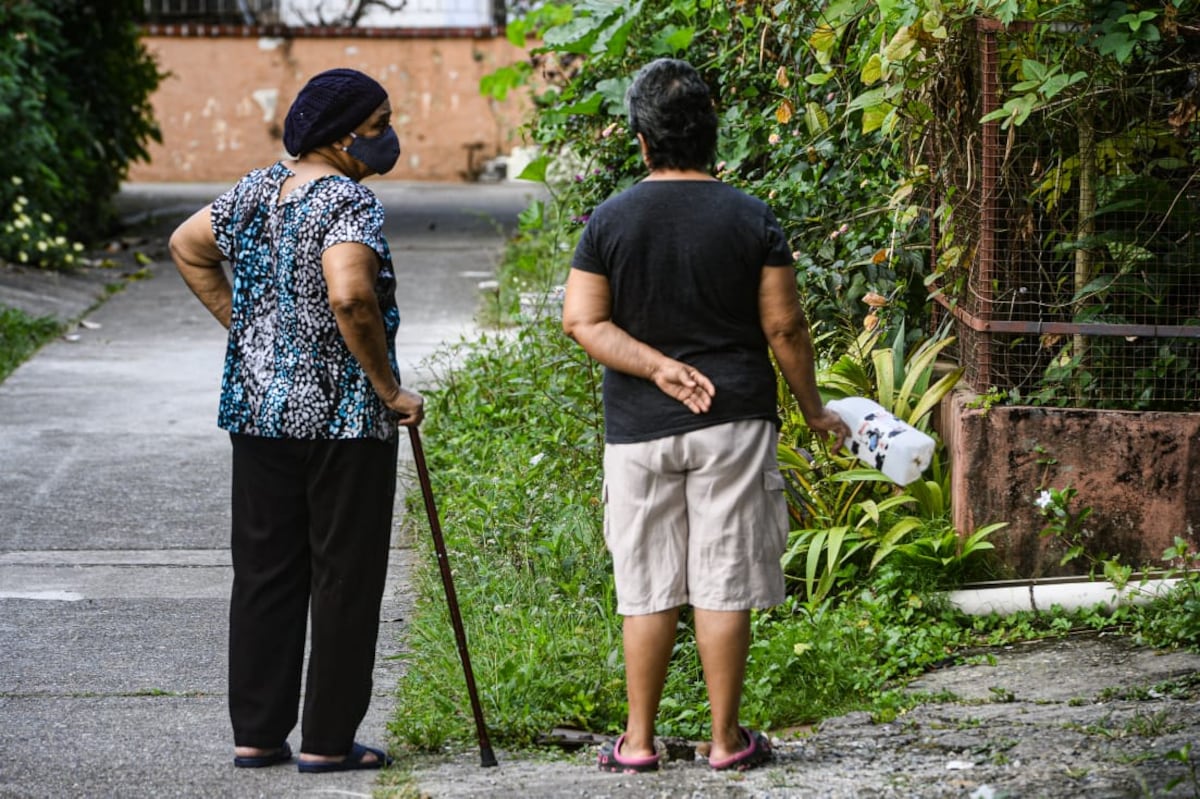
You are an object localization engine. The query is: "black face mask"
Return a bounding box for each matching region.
[345,128,401,175]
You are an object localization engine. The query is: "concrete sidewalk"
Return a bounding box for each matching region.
[0,180,540,798]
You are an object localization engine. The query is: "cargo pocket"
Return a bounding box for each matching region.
[763,468,788,559]
[601,479,612,549]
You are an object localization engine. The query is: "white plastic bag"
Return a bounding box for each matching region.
[826,397,935,486]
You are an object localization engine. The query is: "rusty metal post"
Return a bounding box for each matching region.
[975,18,1001,391]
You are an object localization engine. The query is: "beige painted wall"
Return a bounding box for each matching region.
[129,34,531,183]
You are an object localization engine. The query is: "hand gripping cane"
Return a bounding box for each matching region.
[408,427,498,768]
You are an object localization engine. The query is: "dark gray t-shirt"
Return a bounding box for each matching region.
[571,179,794,443]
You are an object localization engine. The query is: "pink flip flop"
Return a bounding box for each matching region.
[597,734,661,773]
[709,727,772,771]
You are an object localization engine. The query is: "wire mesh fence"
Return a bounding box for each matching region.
[142,0,282,24]
[928,18,1200,410]
[140,0,505,26]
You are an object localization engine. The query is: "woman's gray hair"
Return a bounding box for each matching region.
[625,58,718,172]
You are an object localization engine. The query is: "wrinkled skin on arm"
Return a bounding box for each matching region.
[758,266,850,452]
[170,206,232,329]
[322,242,423,426]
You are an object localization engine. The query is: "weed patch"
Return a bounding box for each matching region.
[0,307,62,382]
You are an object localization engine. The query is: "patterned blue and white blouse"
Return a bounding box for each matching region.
[210,161,401,441]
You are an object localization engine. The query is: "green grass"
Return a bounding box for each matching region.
[387,301,1200,756]
[388,319,984,751]
[0,307,63,383]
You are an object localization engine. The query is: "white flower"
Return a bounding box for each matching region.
[1035,490,1053,510]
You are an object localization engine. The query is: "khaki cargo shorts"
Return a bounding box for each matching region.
[602,419,788,616]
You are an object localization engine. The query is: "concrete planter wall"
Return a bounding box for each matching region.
[939,388,1200,578]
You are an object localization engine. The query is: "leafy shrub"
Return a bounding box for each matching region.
[493,0,928,343]
[1131,538,1200,652]
[0,0,161,268]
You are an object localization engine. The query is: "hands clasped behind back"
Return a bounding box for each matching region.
[650,359,715,415]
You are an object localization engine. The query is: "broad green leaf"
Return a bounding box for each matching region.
[805,530,827,595]
[962,522,1006,555]
[858,499,881,525]
[479,63,531,101]
[861,105,888,134]
[596,13,639,57]
[542,14,609,52]
[810,25,838,66]
[558,92,604,116]
[873,347,895,409]
[517,198,545,229]
[1042,73,1071,100]
[1021,58,1047,82]
[848,87,887,112]
[804,102,829,136]
[777,444,815,470]
[880,107,900,136]
[1009,94,1037,126]
[829,469,893,484]
[825,527,847,575]
[870,518,922,570]
[515,155,551,183]
[861,53,883,85]
[653,24,695,54]
[883,26,916,61]
[906,479,945,516]
[896,337,956,414]
[506,18,528,48]
[909,366,963,426]
[1118,9,1157,31]
[595,77,631,110]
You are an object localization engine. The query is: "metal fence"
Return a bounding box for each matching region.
[141,0,505,26]
[928,19,1200,411]
[142,0,281,24]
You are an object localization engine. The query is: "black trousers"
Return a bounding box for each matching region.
[227,432,398,755]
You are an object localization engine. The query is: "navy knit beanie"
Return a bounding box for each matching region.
[283,68,388,156]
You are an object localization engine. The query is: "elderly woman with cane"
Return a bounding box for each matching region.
[170,68,422,773]
[563,58,849,774]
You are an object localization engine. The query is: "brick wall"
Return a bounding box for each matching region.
[129,28,531,183]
